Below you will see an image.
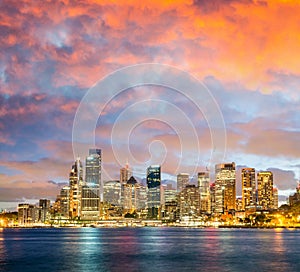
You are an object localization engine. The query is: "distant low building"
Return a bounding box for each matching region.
[18,204,38,225]
[289,184,300,206]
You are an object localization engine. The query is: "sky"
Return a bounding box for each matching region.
[1,0,300,210]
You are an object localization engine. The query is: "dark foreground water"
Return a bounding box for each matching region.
[1,227,300,272]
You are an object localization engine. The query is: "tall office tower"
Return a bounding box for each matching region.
[163,184,177,203]
[59,186,70,218]
[147,165,161,219]
[241,168,256,210]
[178,184,201,219]
[135,183,148,211]
[103,180,121,206]
[18,204,38,225]
[177,173,189,192]
[257,171,273,210]
[86,149,102,188]
[273,187,278,210]
[122,176,138,212]
[81,148,101,220]
[39,199,50,223]
[215,162,236,213]
[198,172,211,213]
[69,158,83,219]
[120,162,132,184]
[210,183,216,213]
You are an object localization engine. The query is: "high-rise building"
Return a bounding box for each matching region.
[210,183,216,213]
[85,149,102,188]
[120,162,132,184]
[257,171,273,210]
[198,172,211,213]
[122,176,138,212]
[273,187,278,210]
[81,149,102,220]
[241,168,256,210]
[18,204,38,225]
[177,173,189,192]
[163,184,177,203]
[103,180,121,206]
[178,184,201,219]
[39,199,50,223]
[81,185,100,220]
[59,186,70,218]
[69,158,83,219]
[135,183,148,211]
[147,165,161,218]
[215,162,236,213]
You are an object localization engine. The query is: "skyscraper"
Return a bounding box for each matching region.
[122,176,138,212]
[69,158,83,219]
[178,184,201,219]
[120,162,132,184]
[210,183,216,213]
[147,165,161,218]
[39,199,50,223]
[215,162,236,213]
[81,148,101,220]
[85,149,102,188]
[257,171,273,210]
[177,173,189,192]
[103,180,121,206]
[58,186,70,218]
[273,187,278,210]
[241,168,256,210]
[198,172,211,213]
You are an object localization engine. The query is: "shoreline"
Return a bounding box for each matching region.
[2,224,300,229]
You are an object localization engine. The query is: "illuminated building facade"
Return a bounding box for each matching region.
[241,168,256,210]
[59,186,70,218]
[273,187,278,210]
[177,173,189,192]
[69,158,83,219]
[104,180,121,206]
[81,149,101,220]
[198,172,211,213]
[147,165,161,218]
[164,184,177,203]
[18,204,38,225]
[210,183,216,213]
[39,199,50,223]
[257,171,273,210]
[120,163,132,184]
[122,176,138,212]
[135,183,147,211]
[178,184,201,219]
[215,162,236,213]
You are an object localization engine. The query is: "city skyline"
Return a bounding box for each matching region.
[13,149,282,225]
[1,1,300,210]
[6,146,282,214]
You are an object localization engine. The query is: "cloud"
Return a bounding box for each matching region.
[266,168,298,191]
[0,0,300,205]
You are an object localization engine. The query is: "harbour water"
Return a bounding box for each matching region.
[1,227,300,272]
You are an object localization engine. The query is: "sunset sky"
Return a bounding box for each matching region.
[1,0,300,210]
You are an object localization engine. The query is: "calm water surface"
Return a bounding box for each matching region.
[0,227,300,272]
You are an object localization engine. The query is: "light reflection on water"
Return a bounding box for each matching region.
[0,228,300,272]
